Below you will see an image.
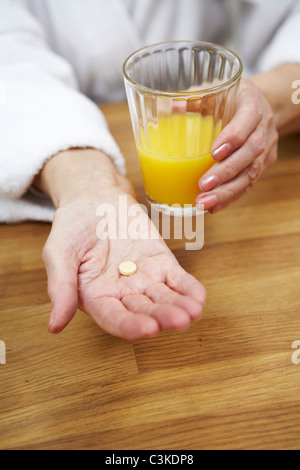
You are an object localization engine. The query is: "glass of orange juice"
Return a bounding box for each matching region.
[123,41,243,215]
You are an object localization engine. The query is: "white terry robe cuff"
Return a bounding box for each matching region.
[0,65,126,201]
[0,66,126,223]
[0,192,55,224]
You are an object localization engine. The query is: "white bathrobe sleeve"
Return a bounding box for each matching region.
[0,0,125,224]
[258,1,300,72]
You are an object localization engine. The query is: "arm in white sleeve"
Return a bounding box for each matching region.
[0,0,125,222]
[258,1,300,72]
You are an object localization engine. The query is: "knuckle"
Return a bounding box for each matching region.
[214,185,236,209]
[224,186,236,202]
[222,162,237,181]
[250,131,266,156]
[246,160,262,185]
[252,101,263,122]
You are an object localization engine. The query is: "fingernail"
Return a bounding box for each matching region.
[196,194,218,211]
[213,143,232,161]
[199,175,219,192]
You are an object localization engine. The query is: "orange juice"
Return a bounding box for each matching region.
[137,114,222,207]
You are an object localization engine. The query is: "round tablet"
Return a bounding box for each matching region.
[119,261,137,276]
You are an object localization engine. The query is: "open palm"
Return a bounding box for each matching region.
[43,193,206,341]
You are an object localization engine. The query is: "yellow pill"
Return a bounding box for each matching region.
[119,261,137,276]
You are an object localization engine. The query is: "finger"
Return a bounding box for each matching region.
[146,282,203,320]
[212,88,263,160]
[199,123,266,192]
[42,245,79,334]
[122,294,191,331]
[87,297,159,341]
[165,266,206,308]
[209,185,252,214]
[197,152,267,212]
[207,143,278,214]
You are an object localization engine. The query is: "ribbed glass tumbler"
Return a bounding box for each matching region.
[123,41,243,215]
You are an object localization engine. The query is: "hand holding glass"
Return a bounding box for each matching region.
[124,41,243,215]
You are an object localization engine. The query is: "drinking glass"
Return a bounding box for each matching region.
[123,41,243,215]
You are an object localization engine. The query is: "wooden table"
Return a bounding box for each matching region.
[1,102,300,450]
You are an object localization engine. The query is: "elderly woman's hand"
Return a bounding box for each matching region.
[35,149,206,342]
[43,191,206,341]
[196,78,279,213]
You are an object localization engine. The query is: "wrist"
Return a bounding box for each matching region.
[251,64,300,135]
[250,70,279,113]
[34,148,132,208]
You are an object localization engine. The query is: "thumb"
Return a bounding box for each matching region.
[42,245,79,334]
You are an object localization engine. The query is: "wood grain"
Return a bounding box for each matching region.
[0,102,300,450]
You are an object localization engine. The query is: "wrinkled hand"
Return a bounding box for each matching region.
[42,191,206,341]
[197,78,279,213]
